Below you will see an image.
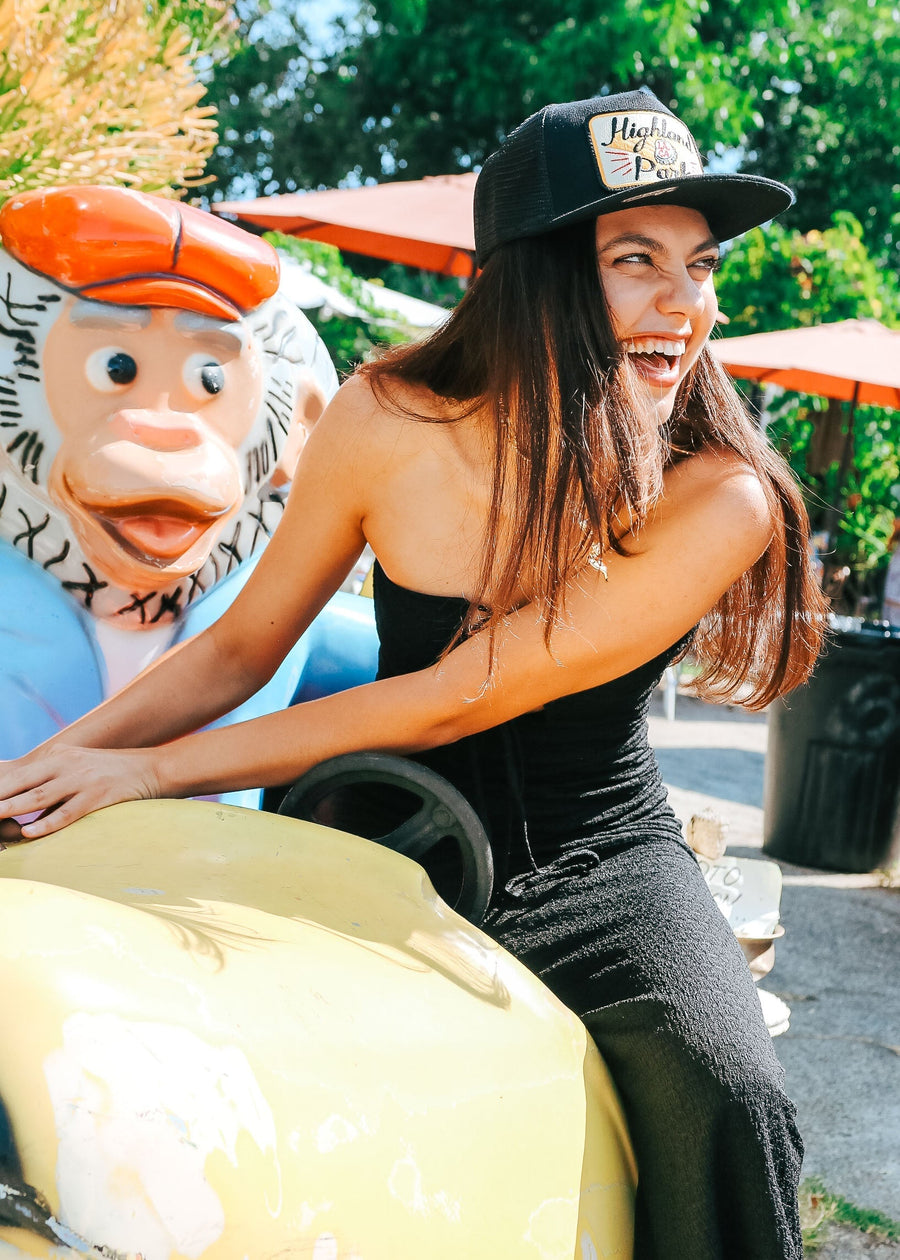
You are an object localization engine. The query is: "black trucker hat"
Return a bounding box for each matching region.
[474,88,794,266]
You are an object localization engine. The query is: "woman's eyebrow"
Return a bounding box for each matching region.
[692,235,721,253]
[597,233,661,253]
[597,232,721,254]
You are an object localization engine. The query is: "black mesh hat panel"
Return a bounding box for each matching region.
[474,112,555,262]
[540,91,673,220]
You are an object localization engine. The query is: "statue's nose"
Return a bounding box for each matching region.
[111,408,204,452]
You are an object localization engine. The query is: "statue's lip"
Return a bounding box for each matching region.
[60,481,232,566]
[71,490,230,523]
[99,513,217,563]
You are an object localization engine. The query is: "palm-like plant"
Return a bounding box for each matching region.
[0,0,227,199]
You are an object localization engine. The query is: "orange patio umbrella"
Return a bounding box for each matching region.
[710,317,900,550]
[708,318,900,412]
[214,173,478,279]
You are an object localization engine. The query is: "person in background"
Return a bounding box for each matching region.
[1,90,827,1258]
[882,509,900,626]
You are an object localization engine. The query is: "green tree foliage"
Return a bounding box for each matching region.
[737,0,900,268]
[205,0,899,270]
[204,0,782,195]
[203,1,332,196]
[716,212,900,334]
[717,214,900,606]
[297,0,771,184]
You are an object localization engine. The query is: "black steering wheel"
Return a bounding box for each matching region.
[277,753,494,924]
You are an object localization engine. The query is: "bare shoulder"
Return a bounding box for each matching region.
[323,371,453,429]
[310,372,392,444]
[312,371,449,466]
[660,447,773,540]
[608,447,776,587]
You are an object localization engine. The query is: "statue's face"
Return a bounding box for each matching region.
[0,246,334,628]
[43,300,265,594]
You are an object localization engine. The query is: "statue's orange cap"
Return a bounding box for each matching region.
[0,186,280,320]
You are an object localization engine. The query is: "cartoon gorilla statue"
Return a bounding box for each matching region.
[0,187,376,777]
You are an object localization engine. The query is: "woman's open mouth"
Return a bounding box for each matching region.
[622,337,686,388]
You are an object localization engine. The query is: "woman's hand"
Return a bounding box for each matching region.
[0,745,162,840]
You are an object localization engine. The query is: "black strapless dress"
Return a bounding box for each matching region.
[372,560,804,1260]
[374,559,688,892]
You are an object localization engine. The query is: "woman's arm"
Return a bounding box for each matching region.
[0,379,372,818]
[0,446,771,837]
[164,446,774,788]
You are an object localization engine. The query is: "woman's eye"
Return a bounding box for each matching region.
[692,255,722,275]
[617,252,652,266]
[85,347,137,392]
[183,353,225,399]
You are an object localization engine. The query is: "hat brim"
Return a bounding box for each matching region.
[544,173,795,245]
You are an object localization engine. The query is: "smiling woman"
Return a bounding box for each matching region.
[0,90,827,1260]
[595,206,721,416]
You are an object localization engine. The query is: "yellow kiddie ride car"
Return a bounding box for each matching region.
[0,754,636,1260]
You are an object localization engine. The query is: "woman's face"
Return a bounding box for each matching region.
[595,204,720,423]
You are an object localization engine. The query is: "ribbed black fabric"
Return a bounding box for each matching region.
[373,560,687,881]
[373,560,804,1260]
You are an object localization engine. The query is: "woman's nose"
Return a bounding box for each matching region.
[657,269,706,318]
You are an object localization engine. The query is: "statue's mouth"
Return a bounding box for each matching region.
[100,512,215,564]
[73,491,230,567]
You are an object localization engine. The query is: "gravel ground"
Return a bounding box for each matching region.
[809,1223,900,1256]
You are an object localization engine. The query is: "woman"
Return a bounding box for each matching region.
[1,90,824,1257]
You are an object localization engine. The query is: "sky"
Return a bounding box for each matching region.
[301,0,354,53]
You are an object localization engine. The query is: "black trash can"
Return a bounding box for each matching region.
[763,621,900,872]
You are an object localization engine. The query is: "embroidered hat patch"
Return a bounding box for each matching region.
[589,110,704,190]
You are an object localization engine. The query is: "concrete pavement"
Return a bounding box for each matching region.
[647,689,900,1226]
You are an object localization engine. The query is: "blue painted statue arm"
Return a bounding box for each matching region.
[0,387,369,837]
[0,543,106,761]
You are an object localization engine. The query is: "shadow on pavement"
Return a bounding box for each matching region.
[654,745,765,807]
[767,880,900,1221]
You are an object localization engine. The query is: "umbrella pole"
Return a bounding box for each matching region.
[823,379,861,558]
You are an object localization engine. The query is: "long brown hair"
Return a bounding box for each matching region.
[359,218,826,708]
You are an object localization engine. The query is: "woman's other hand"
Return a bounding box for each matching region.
[0,746,162,840]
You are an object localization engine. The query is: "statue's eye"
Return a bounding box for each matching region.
[183,353,225,399]
[85,347,137,391]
